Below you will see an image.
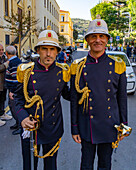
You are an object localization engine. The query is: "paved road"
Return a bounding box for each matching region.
[0,48,136,170]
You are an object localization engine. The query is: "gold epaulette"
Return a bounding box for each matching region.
[56,62,71,82]
[108,55,126,74]
[70,56,87,75]
[17,62,35,83]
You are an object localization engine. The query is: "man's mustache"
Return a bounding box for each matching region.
[45,56,53,59]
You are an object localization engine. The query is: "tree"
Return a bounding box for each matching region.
[110,0,129,32]
[58,35,68,47]
[0,11,39,57]
[91,1,129,32]
[127,0,136,29]
[73,29,78,41]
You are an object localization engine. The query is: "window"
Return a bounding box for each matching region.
[47,19,49,26]
[52,5,53,15]
[44,17,46,29]
[61,15,64,22]
[5,35,10,45]
[50,2,51,13]
[61,25,64,32]
[54,7,55,16]
[44,0,46,7]
[52,22,53,30]
[5,0,9,16]
[47,0,49,10]
[18,8,22,35]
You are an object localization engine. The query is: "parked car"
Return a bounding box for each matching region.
[106,51,136,95]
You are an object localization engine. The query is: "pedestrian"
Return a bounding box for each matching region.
[121,44,124,52]
[57,48,67,63]
[133,46,136,62]
[5,46,22,134]
[0,44,12,127]
[14,28,70,170]
[70,18,127,170]
[126,44,132,58]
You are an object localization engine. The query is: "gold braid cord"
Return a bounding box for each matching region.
[34,138,61,158]
[23,65,44,120]
[75,57,91,112]
[23,64,61,158]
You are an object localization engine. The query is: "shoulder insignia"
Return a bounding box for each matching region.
[56,62,70,82]
[17,62,35,83]
[108,55,126,74]
[70,56,87,75]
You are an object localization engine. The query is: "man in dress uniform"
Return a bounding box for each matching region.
[70,19,127,170]
[14,27,70,170]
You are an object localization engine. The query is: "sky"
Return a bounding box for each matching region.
[56,0,101,20]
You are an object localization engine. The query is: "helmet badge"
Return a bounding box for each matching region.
[96,21,101,27]
[47,32,52,38]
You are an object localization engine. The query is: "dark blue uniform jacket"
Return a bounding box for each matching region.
[15,60,70,144]
[70,52,127,144]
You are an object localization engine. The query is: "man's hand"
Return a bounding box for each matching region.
[21,117,37,129]
[72,135,81,144]
[9,92,14,100]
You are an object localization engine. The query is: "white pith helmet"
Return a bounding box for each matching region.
[84,18,111,40]
[34,26,61,52]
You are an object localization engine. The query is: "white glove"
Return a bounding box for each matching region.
[22,128,30,139]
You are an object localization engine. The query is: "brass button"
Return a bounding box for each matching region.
[33,80,36,84]
[57,88,59,91]
[58,79,61,83]
[90,115,94,119]
[84,65,86,68]
[108,107,111,110]
[108,80,111,83]
[109,116,111,118]
[89,98,92,101]
[109,62,112,65]
[90,107,93,110]
[109,71,112,74]
[53,122,55,125]
[54,97,57,100]
[107,89,111,92]
[31,72,34,75]
[107,98,110,101]
[84,72,87,76]
[53,105,55,108]
[52,113,55,116]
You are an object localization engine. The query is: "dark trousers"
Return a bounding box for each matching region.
[21,137,58,170]
[9,98,19,125]
[81,139,113,170]
[0,90,7,116]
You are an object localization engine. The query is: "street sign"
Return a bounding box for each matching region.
[110,37,113,43]
[116,36,120,41]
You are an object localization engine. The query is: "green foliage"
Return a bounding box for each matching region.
[73,29,78,41]
[91,1,129,32]
[127,0,136,29]
[72,18,90,39]
[109,30,124,45]
[58,35,68,46]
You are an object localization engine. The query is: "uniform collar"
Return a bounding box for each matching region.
[9,55,17,61]
[87,51,107,63]
[36,57,56,71]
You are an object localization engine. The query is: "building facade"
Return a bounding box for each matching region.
[59,10,73,46]
[0,0,60,55]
